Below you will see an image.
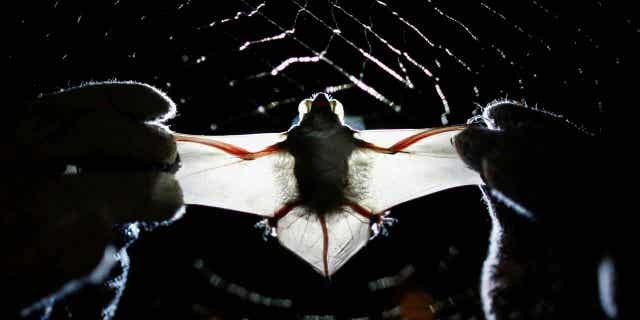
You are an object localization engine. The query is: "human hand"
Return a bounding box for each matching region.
[454,101,622,319]
[1,81,184,317]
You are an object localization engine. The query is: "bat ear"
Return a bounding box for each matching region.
[297,99,312,121]
[330,99,345,123]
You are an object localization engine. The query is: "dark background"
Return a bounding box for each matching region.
[5,1,636,319]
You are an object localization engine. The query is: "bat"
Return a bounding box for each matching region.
[173,93,482,277]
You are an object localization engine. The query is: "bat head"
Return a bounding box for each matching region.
[298,93,345,124]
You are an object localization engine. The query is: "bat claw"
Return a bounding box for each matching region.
[254,219,277,241]
[370,211,397,240]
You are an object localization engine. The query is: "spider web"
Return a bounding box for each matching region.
[8,0,635,133]
[161,0,634,133]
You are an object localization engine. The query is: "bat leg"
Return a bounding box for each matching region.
[174,134,281,160]
[356,126,464,154]
[254,201,300,240]
[346,201,397,239]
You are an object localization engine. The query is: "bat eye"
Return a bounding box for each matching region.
[330,99,345,123]
[298,99,313,117]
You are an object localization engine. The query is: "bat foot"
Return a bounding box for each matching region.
[254,219,277,241]
[370,211,397,240]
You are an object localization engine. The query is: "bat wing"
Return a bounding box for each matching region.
[173,127,481,278]
[349,127,483,215]
[276,205,370,277]
[174,132,296,217]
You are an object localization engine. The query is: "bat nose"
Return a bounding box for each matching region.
[311,93,330,109]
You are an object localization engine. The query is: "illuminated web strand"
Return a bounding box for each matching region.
[402,53,433,78]
[331,3,435,78]
[238,4,308,51]
[332,2,454,121]
[375,0,472,72]
[219,5,307,92]
[241,0,401,109]
[424,2,514,70]
[229,69,304,90]
[240,29,295,51]
[339,4,375,81]
[324,82,355,93]
[177,0,192,10]
[332,1,462,119]
[271,55,321,75]
[374,1,433,47]
[296,0,414,89]
[237,3,306,53]
[345,74,400,109]
[480,2,552,52]
[359,15,373,79]
[261,97,299,111]
[396,58,414,88]
[434,83,451,124]
[360,50,414,88]
[231,32,337,94]
[426,0,479,41]
[266,27,340,77]
[204,2,266,28]
[227,50,307,92]
[530,0,556,19]
[290,0,415,89]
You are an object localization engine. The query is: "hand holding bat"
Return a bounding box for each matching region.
[2,82,184,318]
[454,101,623,319]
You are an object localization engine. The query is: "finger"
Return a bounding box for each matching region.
[104,171,185,225]
[456,126,569,220]
[484,101,586,136]
[455,124,584,176]
[46,172,183,225]
[16,107,177,166]
[30,81,176,122]
[453,127,505,173]
[4,172,183,238]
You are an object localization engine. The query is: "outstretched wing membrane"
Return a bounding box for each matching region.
[276,205,370,277]
[349,127,482,214]
[174,132,296,217]
[173,126,482,278]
